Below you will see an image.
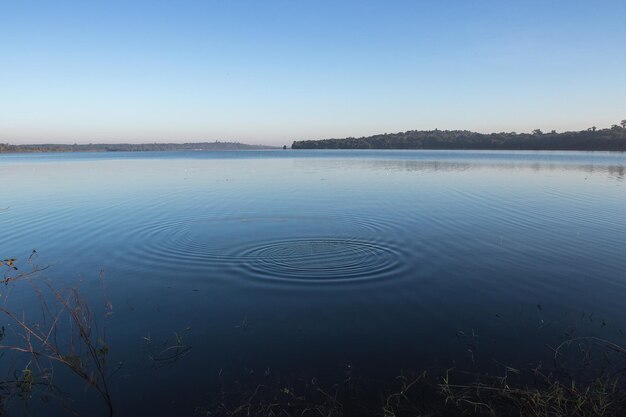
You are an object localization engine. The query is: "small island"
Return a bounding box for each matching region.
[292,122,626,151]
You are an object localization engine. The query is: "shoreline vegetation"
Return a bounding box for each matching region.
[2,256,626,416]
[292,122,626,151]
[3,122,626,155]
[0,141,277,154]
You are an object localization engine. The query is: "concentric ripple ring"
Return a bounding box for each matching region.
[238,238,401,283]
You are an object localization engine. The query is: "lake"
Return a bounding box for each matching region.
[1,150,625,416]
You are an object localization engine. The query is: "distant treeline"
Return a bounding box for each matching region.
[0,141,277,153]
[292,123,626,151]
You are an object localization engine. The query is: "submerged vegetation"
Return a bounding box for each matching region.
[199,367,626,417]
[2,256,625,416]
[201,335,626,416]
[0,255,115,416]
[292,122,626,151]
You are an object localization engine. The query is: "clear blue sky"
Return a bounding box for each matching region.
[2,1,625,145]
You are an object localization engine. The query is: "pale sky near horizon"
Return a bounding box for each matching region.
[2,0,626,146]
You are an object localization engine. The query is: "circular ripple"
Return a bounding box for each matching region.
[119,217,406,284]
[124,217,265,268]
[238,238,401,283]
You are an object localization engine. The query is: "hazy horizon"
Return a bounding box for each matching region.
[2,1,625,146]
[3,122,626,148]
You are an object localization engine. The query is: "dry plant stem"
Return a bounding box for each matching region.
[0,259,114,417]
[553,337,626,359]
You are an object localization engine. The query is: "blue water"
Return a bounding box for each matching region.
[1,150,625,416]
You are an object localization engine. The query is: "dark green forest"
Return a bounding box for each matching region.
[292,122,626,151]
[0,141,276,153]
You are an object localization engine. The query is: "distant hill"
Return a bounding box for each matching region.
[292,123,626,151]
[0,141,278,153]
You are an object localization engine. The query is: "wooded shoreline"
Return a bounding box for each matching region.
[4,124,626,153]
[292,124,626,151]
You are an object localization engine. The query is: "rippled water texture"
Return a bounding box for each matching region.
[1,150,625,416]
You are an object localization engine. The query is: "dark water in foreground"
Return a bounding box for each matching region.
[1,150,625,416]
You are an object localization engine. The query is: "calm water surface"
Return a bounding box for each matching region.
[1,150,625,416]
